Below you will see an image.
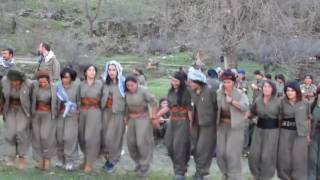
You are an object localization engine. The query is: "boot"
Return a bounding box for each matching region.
[43,159,51,171]
[83,163,92,173]
[35,160,44,170]
[18,157,25,170]
[5,156,16,167]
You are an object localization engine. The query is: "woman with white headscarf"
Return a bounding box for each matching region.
[100,60,126,173]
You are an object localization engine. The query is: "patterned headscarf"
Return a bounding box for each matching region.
[101,60,126,97]
[188,67,207,84]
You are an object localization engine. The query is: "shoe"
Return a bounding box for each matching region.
[5,160,15,167]
[43,159,51,171]
[102,161,115,173]
[84,163,92,173]
[102,160,109,169]
[133,164,141,172]
[5,157,16,167]
[174,174,185,180]
[193,173,204,180]
[18,157,25,170]
[35,160,44,170]
[137,168,149,178]
[55,161,64,168]
[65,163,75,171]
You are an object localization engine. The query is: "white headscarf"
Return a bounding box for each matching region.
[101,60,126,97]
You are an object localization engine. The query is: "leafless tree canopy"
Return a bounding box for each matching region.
[162,0,320,68]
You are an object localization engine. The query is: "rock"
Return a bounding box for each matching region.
[50,9,66,21]
[179,44,188,52]
[86,42,98,51]
[72,8,81,14]
[147,58,160,70]
[18,9,34,17]
[73,19,82,26]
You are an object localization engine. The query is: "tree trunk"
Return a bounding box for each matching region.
[11,16,16,34]
[89,21,94,37]
[224,46,237,69]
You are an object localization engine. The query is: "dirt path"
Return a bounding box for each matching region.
[0,119,281,179]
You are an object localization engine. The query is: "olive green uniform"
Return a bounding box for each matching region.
[237,80,249,94]
[164,90,192,176]
[101,83,126,164]
[136,75,146,86]
[31,82,57,160]
[125,86,157,172]
[309,104,320,180]
[37,52,60,82]
[56,82,80,165]
[300,84,317,104]
[207,78,220,92]
[190,86,217,176]
[249,96,281,180]
[78,80,103,165]
[216,88,249,180]
[251,79,264,102]
[1,77,32,160]
[277,99,310,180]
[276,83,284,98]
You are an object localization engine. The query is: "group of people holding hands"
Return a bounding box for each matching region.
[0,43,320,180]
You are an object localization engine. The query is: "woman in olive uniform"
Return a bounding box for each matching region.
[300,74,317,104]
[124,76,159,178]
[277,81,311,180]
[31,70,57,171]
[188,67,217,180]
[237,69,248,94]
[78,64,103,173]
[100,61,126,173]
[56,67,79,171]
[251,70,264,102]
[247,80,281,180]
[308,85,320,180]
[163,71,192,180]
[0,69,32,170]
[275,74,285,98]
[216,69,249,180]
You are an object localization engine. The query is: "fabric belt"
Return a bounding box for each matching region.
[106,96,113,108]
[36,101,51,112]
[81,98,99,110]
[170,106,188,121]
[257,117,279,129]
[9,98,21,107]
[128,111,148,119]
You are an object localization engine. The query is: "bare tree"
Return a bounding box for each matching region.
[84,0,103,37]
[162,0,320,70]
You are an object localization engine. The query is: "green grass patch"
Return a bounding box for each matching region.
[97,52,193,69]
[48,20,65,30]
[147,77,170,99]
[24,0,48,10]
[0,165,172,180]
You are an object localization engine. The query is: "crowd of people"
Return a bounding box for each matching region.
[0,43,319,180]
